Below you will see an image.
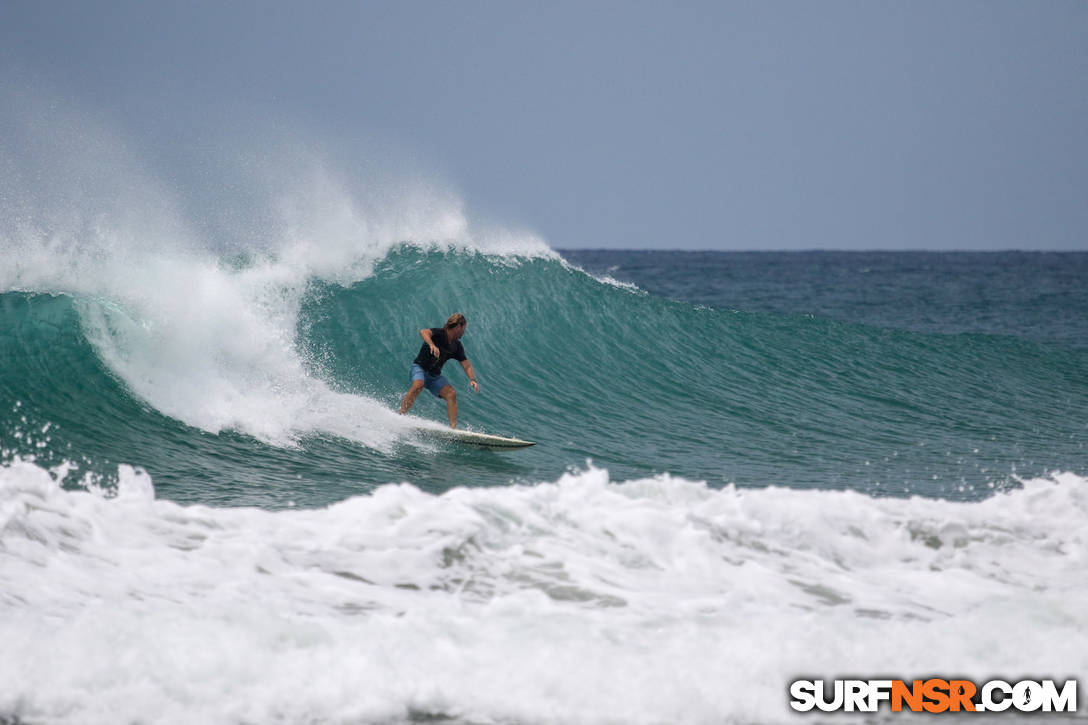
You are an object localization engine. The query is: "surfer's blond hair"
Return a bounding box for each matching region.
[445,313,467,330]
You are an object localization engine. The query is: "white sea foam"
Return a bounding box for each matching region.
[557,257,647,295]
[2,459,1085,724]
[0,91,553,447]
[587,272,645,294]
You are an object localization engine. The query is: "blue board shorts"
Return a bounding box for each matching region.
[411,363,452,398]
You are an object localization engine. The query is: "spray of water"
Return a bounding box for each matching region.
[0,85,552,447]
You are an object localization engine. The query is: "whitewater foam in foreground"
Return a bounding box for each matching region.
[1,459,1085,724]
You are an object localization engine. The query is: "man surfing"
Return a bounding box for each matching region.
[398,313,479,429]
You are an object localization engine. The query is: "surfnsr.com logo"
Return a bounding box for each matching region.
[789,679,1078,714]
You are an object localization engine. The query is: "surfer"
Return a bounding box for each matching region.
[398,313,479,429]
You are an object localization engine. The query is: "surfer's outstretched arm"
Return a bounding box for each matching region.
[461,360,479,392]
[419,328,439,358]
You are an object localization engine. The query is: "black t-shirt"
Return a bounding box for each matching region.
[412,327,467,375]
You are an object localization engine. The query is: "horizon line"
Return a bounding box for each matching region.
[555,247,1088,254]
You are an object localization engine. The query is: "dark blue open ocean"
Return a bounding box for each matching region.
[2,238,1086,722]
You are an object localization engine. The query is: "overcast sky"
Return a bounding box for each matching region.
[2,0,1086,250]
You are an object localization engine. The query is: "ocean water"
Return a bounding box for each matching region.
[2,171,1087,722]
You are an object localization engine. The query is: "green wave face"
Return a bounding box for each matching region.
[7,246,1082,506]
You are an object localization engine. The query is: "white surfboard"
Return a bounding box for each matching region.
[421,427,535,450]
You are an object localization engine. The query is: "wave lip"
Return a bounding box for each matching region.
[2,459,1086,724]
